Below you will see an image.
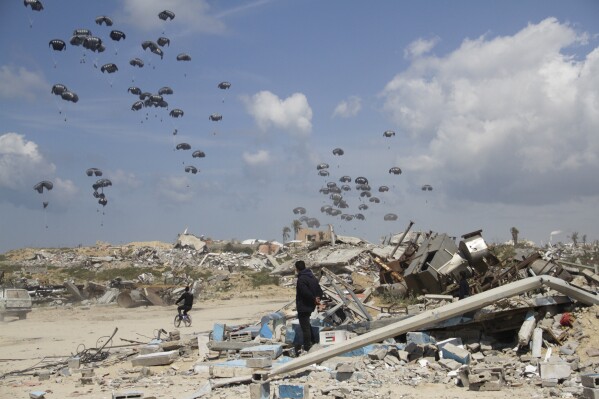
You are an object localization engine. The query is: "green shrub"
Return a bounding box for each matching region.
[249,270,280,287]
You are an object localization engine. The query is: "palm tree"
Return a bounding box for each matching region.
[510,227,519,247]
[282,227,291,243]
[292,220,302,240]
[571,232,579,247]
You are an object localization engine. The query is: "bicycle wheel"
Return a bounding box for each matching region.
[184,314,192,327]
[174,314,181,328]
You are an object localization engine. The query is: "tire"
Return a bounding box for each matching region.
[174,314,181,328]
[183,314,192,327]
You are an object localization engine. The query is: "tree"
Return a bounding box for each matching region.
[292,220,302,240]
[571,232,579,247]
[510,227,519,247]
[582,234,587,247]
[282,226,291,243]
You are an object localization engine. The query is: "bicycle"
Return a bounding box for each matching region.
[174,313,192,328]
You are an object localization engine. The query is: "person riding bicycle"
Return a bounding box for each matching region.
[175,286,193,319]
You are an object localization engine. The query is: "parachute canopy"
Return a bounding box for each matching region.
[389,167,402,175]
[100,63,118,73]
[86,168,103,177]
[109,30,126,41]
[169,109,184,118]
[157,37,170,47]
[383,130,395,137]
[176,53,191,61]
[293,207,306,215]
[129,58,144,68]
[192,150,205,158]
[49,39,66,51]
[209,114,222,121]
[24,0,44,11]
[176,143,191,150]
[158,10,175,21]
[218,82,231,89]
[95,16,113,26]
[33,180,53,193]
[421,184,433,191]
[185,165,198,174]
[51,83,67,95]
[332,148,344,156]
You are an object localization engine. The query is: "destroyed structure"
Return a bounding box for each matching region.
[2,225,599,398]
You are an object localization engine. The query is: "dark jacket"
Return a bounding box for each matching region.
[176,292,194,307]
[296,269,323,313]
[458,278,470,299]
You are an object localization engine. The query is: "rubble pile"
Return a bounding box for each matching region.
[2,225,599,398]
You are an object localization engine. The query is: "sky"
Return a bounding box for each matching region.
[1,0,598,252]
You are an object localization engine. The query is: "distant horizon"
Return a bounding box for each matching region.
[2,1,598,253]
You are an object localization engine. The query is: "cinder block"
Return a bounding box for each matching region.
[278,383,310,399]
[440,343,470,364]
[250,382,270,399]
[438,358,461,371]
[540,362,571,380]
[406,332,434,345]
[139,345,161,355]
[246,357,272,368]
[113,391,144,399]
[131,350,179,367]
[582,373,599,388]
[67,357,80,369]
[583,387,599,399]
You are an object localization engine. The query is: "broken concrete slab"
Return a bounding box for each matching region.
[540,362,572,380]
[440,343,470,364]
[131,350,179,367]
[250,382,270,399]
[517,310,536,347]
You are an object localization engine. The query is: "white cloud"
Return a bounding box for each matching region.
[404,37,440,59]
[332,96,362,118]
[381,18,599,205]
[0,133,55,189]
[0,66,47,101]
[242,91,313,136]
[156,176,193,203]
[242,150,271,166]
[121,0,225,34]
[108,169,143,190]
[53,177,79,200]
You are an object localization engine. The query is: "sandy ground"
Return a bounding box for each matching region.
[0,297,545,399]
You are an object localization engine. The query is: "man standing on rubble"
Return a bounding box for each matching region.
[176,286,194,319]
[295,260,323,353]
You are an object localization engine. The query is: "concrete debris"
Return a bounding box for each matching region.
[2,225,599,398]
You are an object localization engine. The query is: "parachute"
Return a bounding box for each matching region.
[318,170,329,177]
[384,213,398,221]
[129,58,144,68]
[176,53,191,61]
[383,130,395,137]
[51,83,67,95]
[92,178,112,191]
[339,175,351,183]
[369,197,380,203]
[378,185,389,192]
[86,168,103,177]
[341,184,351,192]
[358,204,368,210]
[157,37,170,47]
[421,184,433,191]
[131,101,143,111]
[332,148,344,156]
[100,63,118,73]
[218,82,231,89]
[49,39,66,51]
[61,91,79,103]
[389,167,402,175]
[185,165,198,174]
[73,29,92,37]
[169,109,184,118]
[109,30,126,41]
[209,114,222,121]
[316,163,329,170]
[176,143,191,150]
[158,10,175,21]
[95,16,113,26]
[141,41,163,59]
[293,207,306,215]
[192,150,205,158]
[82,37,103,52]
[33,180,53,194]
[24,0,43,11]
[354,176,368,185]
[360,191,372,198]
[326,182,338,189]
[158,87,173,95]
[354,213,365,221]
[306,218,320,228]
